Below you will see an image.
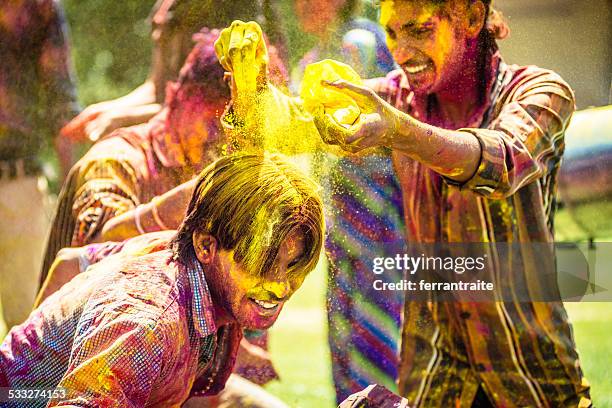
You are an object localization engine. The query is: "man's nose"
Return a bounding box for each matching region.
[392,41,418,64]
[262,281,291,300]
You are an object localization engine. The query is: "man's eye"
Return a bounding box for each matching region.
[288,257,302,269]
[413,27,432,37]
[385,28,396,40]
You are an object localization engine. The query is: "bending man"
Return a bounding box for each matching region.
[0,153,324,407]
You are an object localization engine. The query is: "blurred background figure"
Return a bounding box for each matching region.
[40,29,229,294]
[291,0,394,89]
[291,0,405,403]
[0,0,79,338]
[59,0,286,144]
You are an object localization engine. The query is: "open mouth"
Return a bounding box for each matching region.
[402,60,432,75]
[252,299,279,310]
[249,298,281,315]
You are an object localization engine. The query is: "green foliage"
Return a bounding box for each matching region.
[274,1,318,68]
[63,0,156,105]
[61,0,329,105]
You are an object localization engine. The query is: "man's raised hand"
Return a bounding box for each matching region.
[214,20,269,97]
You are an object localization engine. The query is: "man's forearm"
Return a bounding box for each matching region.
[112,81,158,107]
[98,178,195,242]
[390,112,481,183]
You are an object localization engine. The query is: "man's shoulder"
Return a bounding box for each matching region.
[495,63,576,125]
[70,124,158,184]
[106,248,179,290]
[79,125,150,162]
[86,248,185,320]
[75,114,169,173]
[503,63,574,100]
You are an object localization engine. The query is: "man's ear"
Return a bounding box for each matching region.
[466,0,486,39]
[193,231,218,265]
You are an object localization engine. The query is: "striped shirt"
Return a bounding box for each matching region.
[40,111,203,284]
[369,48,592,407]
[1,246,241,407]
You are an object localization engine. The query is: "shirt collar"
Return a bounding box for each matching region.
[181,253,217,338]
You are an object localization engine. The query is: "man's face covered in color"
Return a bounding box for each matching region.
[380,0,475,93]
[209,229,308,330]
[166,86,227,167]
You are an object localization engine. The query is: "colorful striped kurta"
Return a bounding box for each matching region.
[292,16,405,404]
[325,153,406,403]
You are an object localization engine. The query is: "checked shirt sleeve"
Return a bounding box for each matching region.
[48,312,168,407]
[454,70,575,199]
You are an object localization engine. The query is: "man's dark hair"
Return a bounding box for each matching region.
[165,28,230,110]
[171,153,325,278]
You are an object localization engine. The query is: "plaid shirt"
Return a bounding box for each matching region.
[0,245,242,407]
[0,0,79,160]
[368,48,591,406]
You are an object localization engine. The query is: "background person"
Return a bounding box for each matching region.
[0,0,79,338]
[40,29,230,282]
[291,0,406,402]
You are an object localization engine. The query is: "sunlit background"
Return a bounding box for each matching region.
[33,0,612,406]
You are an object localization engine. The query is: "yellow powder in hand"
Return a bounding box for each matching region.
[332,106,361,128]
[300,59,363,127]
